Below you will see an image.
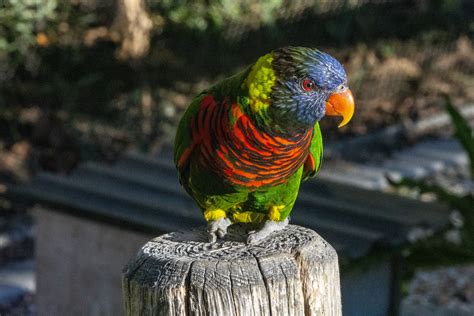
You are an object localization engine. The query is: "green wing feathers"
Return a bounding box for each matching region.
[174,93,206,185]
[302,122,323,182]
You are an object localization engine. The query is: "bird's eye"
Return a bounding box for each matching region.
[302,79,315,91]
[336,84,346,92]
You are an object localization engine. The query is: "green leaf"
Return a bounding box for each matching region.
[444,95,474,178]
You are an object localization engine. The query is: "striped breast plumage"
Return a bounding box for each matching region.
[191,94,313,188]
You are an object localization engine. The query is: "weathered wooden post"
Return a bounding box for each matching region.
[122,224,341,315]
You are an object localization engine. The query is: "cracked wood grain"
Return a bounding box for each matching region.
[122,225,341,316]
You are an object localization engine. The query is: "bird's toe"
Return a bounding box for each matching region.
[216,228,227,239]
[246,231,268,244]
[207,217,231,243]
[208,231,217,243]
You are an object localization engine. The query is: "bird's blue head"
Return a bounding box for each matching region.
[267,47,355,131]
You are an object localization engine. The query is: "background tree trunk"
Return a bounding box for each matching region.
[111,0,153,59]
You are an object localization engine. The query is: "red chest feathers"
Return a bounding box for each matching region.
[191,95,312,188]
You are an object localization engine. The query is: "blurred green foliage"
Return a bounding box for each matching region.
[156,0,284,32]
[0,0,57,78]
[0,0,472,164]
[445,96,474,179]
[390,97,474,272]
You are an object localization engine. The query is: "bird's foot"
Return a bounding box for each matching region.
[247,217,289,244]
[207,217,232,243]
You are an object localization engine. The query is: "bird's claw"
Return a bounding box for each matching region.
[208,233,217,243]
[247,230,268,244]
[207,218,232,243]
[246,218,289,244]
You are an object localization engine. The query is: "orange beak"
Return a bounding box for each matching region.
[325,89,355,128]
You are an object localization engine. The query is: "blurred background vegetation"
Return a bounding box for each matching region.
[0,0,473,179]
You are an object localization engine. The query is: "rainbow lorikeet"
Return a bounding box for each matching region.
[174,47,355,243]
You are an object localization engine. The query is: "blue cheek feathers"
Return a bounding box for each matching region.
[271,79,329,127]
[292,92,327,125]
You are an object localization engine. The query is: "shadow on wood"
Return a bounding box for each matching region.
[122,225,341,315]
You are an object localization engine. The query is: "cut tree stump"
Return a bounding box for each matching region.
[122,224,341,316]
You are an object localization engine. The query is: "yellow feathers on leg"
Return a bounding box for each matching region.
[268,205,285,221]
[204,209,226,222]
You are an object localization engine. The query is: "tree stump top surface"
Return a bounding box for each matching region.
[139,224,335,262]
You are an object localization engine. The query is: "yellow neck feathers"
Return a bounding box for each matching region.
[243,53,276,114]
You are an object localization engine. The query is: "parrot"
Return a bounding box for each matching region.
[174,47,355,244]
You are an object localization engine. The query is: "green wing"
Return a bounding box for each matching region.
[173,93,206,186]
[302,122,323,182]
